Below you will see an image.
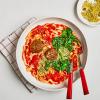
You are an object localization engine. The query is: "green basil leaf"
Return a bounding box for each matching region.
[52,60,61,71]
[52,37,63,51]
[52,59,71,71]
[60,62,67,71]
[60,59,70,71]
[61,28,72,38]
[45,61,51,71]
[64,42,73,51]
[66,66,71,73]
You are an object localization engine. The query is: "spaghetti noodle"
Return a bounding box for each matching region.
[22,23,83,84]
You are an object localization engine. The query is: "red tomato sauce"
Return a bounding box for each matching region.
[22,23,82,84]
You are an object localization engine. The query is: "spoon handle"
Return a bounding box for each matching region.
[67,72,73,99]
[80,68,89,95]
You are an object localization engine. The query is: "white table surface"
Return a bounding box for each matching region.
[0,0,100,100]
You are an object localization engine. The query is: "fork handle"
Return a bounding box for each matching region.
[80,68,89,95]
[67,72,73,99]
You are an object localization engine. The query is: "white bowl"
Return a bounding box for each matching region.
[16,17,88,91]
[77,0,100,27]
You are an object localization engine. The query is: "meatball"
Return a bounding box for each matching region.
[30,39,44,53]
[45,48,58,60]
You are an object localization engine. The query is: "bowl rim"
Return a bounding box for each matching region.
[16,17,88,91]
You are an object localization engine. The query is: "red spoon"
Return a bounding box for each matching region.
[79,56,89,95]
[66,72,73,99]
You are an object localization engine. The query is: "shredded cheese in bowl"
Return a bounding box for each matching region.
[81,0,100,22]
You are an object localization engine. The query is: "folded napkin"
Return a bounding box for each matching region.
[0,17,38,93]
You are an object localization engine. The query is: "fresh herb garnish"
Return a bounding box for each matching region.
[45,61,51,70]
[61,28,72,38]
[52,60,61,71]
[52,37,63,51]
[66,66,71,73]
[45,28,80,73]
[52,28,78,52]
[52,59,71,71]
[45,58,71,72]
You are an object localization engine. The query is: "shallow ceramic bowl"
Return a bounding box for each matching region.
[16,17,88,91]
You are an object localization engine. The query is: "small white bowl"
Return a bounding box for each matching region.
[77,0,100,27]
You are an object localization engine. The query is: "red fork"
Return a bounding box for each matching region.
[66,72,73,99]
[78,56,89,95]
[80,68,89,95]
